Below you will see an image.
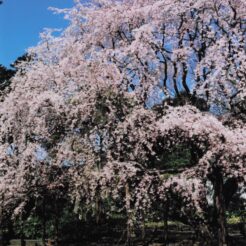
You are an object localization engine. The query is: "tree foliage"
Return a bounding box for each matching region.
[0,0,245,245]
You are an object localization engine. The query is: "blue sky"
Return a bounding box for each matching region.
[0,0,74,67]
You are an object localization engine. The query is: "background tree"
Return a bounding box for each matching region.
[0,65,15,90]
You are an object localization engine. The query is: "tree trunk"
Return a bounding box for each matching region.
[54,201,59,246]
[141,215,145,245]
[163,201,169,246]
[42,199,47,246]
[0,229,3,246]
[126,221,132,246]
[125,183,132,246]
[173,62,180,98]
[240,202,246,238]
[95,195,101,225]
[0,226,3,246]
[20,237,26,246]
[20,219,26,246]
[0,195,3,246]
[213,170,227,246]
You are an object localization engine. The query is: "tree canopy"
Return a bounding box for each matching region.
[0,1,245,245]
